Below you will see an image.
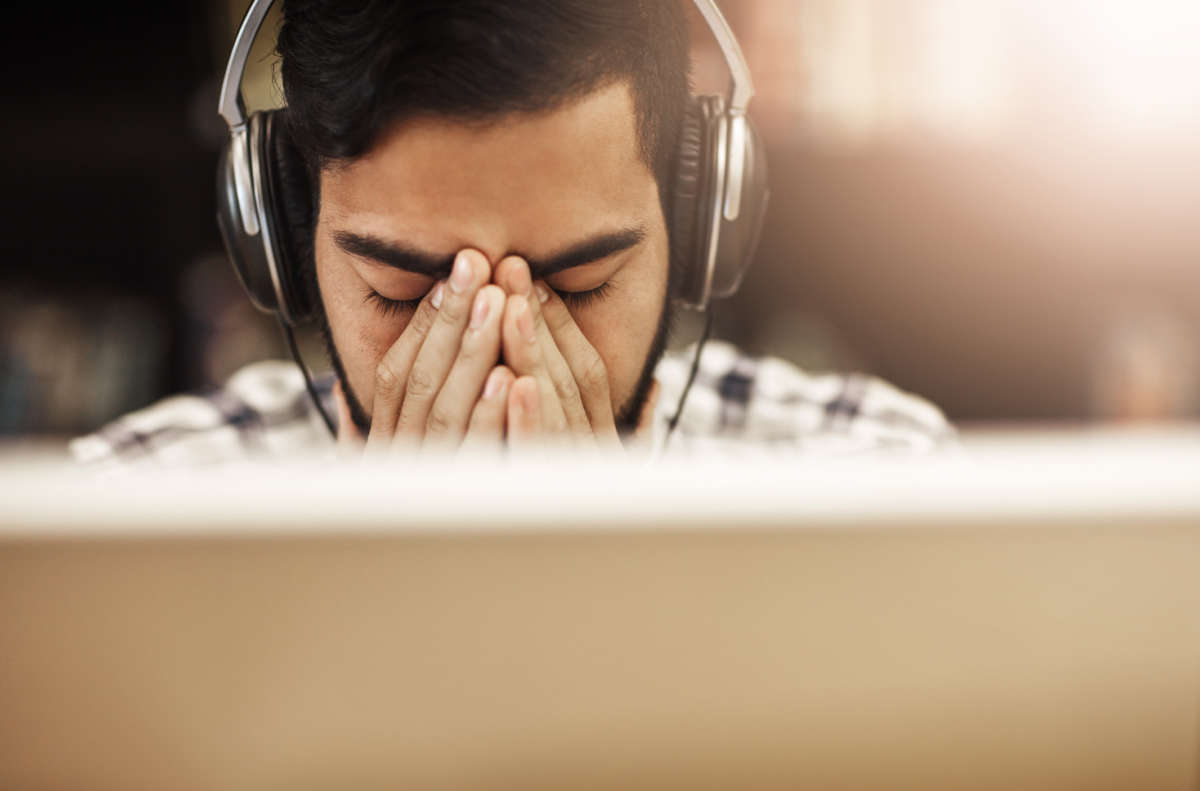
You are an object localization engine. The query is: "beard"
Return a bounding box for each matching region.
[319,292,676,441]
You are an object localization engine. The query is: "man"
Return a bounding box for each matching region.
[71,0,951,470]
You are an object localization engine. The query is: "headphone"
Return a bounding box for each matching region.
[217,0,768,325]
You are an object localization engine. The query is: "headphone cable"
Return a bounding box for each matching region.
[664,304,715,446]
[279,320,337,437]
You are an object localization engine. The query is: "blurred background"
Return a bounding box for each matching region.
[2,0,1199,439]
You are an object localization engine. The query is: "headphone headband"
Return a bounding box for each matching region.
[219,0,754,125]
[217,0,757,239]
[217,0,274,130]
[687,0,755,114]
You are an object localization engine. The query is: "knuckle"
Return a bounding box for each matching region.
[579,352,610,396]
[552,371,579,403]
[375,359,402,397]
[393,410,419,434]
[426,406,454,436]
[405,364,437,401]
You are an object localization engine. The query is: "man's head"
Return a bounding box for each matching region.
[276,0,691,435]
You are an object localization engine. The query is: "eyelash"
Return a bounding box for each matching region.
[556,281,614,309]
[364,290,422,317]
[364,281,614,318]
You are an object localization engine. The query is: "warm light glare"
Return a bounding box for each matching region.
[1036,0,1200,133]
[793,0,1200,142]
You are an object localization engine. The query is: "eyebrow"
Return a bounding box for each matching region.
[333,225,647,280]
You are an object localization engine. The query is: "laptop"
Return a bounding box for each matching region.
[2,428,1199,790]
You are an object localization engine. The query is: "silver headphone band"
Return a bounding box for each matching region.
[218,0,274,129]
[688,0,755,113]
[218,0,756,132]
[218,0,275,237]
[217,0,757,308]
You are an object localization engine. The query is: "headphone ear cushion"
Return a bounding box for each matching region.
[260,109,317,323]
[670,97,707,304]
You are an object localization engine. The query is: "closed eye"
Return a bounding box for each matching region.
[366,282,613,317]
[555,281,613,309]
[364,289,423,317]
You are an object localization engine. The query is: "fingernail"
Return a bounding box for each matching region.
[484,368,507,399]
[534,284,549,304]
[431,281,445,310]
[469,290,491,330]
[449,252,473,294]
[517,298,536,344]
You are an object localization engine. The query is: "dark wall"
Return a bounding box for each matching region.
[4,2,220,291]
[1,2,242,434]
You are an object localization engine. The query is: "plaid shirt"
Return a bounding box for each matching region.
[69,341,953,470]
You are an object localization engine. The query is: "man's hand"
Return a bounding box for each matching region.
[354,249,515,454]
[333,249,659,455]
[493,256,629,451]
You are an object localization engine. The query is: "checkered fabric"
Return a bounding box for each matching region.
[69,341,953,471]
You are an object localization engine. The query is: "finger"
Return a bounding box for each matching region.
[460,365,514,455]
[333,379,364,454]
[393,249,492,444]
[496,253,585,434]
[506,375,541,449]
[501,293,569,435]
[365,281,445,451]
[496,255,602,439]
[423,285,505,448]
[523,280,593,439]
[532,281,620,445]
[493,254,534,300]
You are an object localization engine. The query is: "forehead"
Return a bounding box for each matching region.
[318,82,657,258]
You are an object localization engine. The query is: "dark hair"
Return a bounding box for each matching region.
[277,0,691,197]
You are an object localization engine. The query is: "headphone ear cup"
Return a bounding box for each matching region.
[671,94,770,308]
[670,97,710,307]
[710,114,769,300]
[217,116,280,315]
[260,109,317,324]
